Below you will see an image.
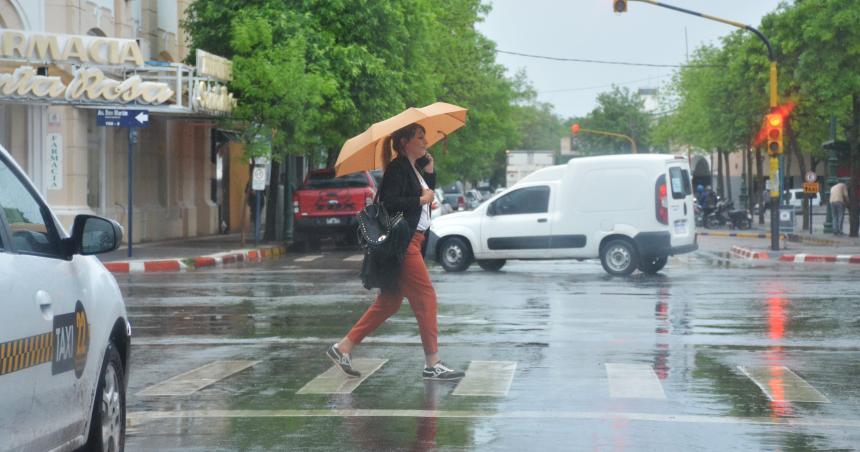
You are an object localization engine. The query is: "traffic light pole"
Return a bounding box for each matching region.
[627,0,781,250]
[572,127,638,153]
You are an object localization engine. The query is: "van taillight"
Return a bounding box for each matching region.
[655,176,668,224]
[458,196,465,209]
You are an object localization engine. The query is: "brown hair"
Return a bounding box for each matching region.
[382,123,426,170]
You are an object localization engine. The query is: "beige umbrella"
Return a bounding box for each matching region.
[335,102,468,176]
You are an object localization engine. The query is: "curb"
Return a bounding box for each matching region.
[103,245,287,274]
[730,246,770,260]
[778,254,860,264]
[698,231,785,240]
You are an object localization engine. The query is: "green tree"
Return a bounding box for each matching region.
[567,86,651,155]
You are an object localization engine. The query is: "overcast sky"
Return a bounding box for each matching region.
[477,0,785,119]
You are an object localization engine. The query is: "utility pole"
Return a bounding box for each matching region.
[619,0,781,250]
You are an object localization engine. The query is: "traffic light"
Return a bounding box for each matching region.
[765,113,783,155]
[570,123,581,135]
[613,0,628,13]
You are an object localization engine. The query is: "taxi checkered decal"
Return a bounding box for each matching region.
[0,332,54,376]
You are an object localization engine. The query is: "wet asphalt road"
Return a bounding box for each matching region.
[118,249,860,451]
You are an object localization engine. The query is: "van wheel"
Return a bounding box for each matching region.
[477,259,506,272]
[600,239,639,276]
[638,256,668,274]
[84,342,125,452]
[439,237,472,272]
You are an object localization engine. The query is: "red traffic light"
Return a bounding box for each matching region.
[571,123,581,135]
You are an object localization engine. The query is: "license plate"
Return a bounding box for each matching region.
[326,217,341,225]
[674,221,687,234]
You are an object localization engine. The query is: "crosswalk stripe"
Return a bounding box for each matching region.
[138,360,260,397]
[297,358,387,395]
[606,363,666,400]
[453,361,517,396]
[343,255,364,262]
[737,366,830,403]
[295,255,323,262]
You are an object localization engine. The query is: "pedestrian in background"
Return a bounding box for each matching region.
[326,123,466,381]
[830,181,849,235]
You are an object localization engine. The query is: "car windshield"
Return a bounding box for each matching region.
[302,172,369,189]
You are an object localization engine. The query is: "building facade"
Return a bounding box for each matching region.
[0,0,239,243]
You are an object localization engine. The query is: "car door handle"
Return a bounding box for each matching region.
[537,218,547,223]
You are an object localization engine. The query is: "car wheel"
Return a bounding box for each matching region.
[84,342,125,452]
[477,259,506,272]
[600,239,639,276]
[638,256,668,274]
[439,237,472,272]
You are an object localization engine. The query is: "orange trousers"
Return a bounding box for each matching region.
[347,232,438,355]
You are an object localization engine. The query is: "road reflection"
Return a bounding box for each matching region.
[764,289,792,417]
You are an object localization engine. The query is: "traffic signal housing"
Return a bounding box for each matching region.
[765,113,783,155]
[613,0,628,13]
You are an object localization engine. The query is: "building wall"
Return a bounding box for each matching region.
[0,0,220,243]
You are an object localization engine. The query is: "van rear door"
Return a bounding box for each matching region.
[665,163,696,248]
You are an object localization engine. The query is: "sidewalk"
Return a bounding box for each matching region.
[696,224,860,265]
[98,233,288,273]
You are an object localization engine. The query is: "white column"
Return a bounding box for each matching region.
[27,105,47,195]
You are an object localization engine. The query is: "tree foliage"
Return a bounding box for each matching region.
[566,86,651,155]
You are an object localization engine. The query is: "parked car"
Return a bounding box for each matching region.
[442,189,466,211]
[0,144,131,451]
[465,189,484,210]
[433,189,453,217]
[786,188,822,211]
[292,169,378,249]
[426,154,698,276]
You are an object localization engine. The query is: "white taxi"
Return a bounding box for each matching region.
[0,145,130,451]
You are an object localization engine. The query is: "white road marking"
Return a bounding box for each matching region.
[606,363,667,400]
[453,361,517,396]
[128,409,860,428]
[344,254,365,262]
[297,358,387,395]
[138,360,260,397]
[295,255,323,262]
[738,366,830,403]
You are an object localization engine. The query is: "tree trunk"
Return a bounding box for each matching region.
[264,160,280,241]
[756,148,765,224]
[240,165,252,247]
[788,121,809,230]
[746,146,753,212]
[849,94,860,237]
[716,148,724,198]
[724,150,733,204]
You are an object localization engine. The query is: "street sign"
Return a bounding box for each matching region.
[803,182,820,194]
[96,109,150,128]
[804,171,817,183]
[252,166,266,191]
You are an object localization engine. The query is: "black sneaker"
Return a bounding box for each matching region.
[326,344,361,378]
[422,361,465,381]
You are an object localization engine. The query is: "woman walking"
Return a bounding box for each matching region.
[326,123,465,381]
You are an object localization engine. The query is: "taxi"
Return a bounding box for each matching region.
[0,145,131,451]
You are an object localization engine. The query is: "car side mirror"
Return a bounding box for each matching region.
[70,215,123,256]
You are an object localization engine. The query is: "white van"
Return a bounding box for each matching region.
[425,154,698,276]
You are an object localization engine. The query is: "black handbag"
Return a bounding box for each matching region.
[356,192,411,289]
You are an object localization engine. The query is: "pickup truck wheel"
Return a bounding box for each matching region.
[84,342,125,452]
[439,237,472,272]
[477,259,506,271]
[638,256,668,274]
[600,239,639,276]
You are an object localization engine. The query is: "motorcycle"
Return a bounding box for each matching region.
[704,199,752,230]
[694,201,704,227]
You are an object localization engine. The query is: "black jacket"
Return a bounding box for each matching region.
[379,155,436,233]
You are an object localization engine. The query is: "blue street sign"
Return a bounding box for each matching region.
[96,109,150,128]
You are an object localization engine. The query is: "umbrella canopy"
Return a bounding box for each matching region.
[335,102,467,176]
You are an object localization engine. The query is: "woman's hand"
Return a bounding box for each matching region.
[423,153,434,173]
[420,189,435,205]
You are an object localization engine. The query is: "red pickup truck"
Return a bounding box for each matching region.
[292,168,378,250]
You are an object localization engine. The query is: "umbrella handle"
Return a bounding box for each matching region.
[437,131,448,155]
